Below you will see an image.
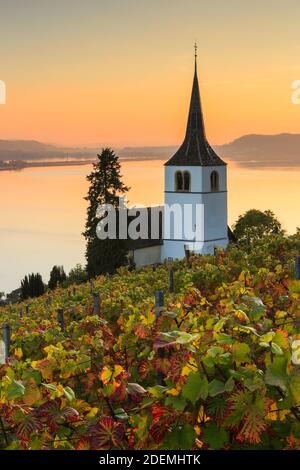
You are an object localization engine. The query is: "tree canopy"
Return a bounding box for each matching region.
[233,209,283,244]
[83,148,129,277]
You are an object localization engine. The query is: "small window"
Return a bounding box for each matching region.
[210,171,219,192]
[183,171,191,191]
[175,171,183,191]
[175,171,191,192]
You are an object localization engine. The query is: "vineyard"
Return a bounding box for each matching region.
[1,233,300,450]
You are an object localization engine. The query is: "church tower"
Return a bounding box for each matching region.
[162,46,228,260]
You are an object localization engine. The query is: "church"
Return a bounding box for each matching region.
[127,50,232,268]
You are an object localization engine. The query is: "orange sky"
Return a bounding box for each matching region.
[0,1,300,147]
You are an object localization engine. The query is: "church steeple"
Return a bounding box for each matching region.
[165,46,226,167]
[185,42,206,144]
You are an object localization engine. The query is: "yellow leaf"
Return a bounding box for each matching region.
[14,348,23,359]
[114,365,124,377]
[86,407,99,418]
[266,402,290,421]
[166,387,180,396]
[194,425,201,436]
[23,378,41,405]
[99,366,112,384]
[181,358,197,377]
[197,405,209,424]
[31,359,53,380]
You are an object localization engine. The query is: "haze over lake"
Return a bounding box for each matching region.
[0,160,299,293]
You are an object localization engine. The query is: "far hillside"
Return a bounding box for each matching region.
[1,133,300,167]
[215,133,300,168]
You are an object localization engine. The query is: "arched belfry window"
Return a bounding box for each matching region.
[175,171,191,192]
[183,171,191,191]
[210,171,219,192]
[175,171,183,191]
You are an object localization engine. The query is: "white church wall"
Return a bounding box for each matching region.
[203,192,228,241]
[201,165,227,192]
[162,164,228,261]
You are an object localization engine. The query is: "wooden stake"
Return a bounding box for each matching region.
[93,292,101,315]
[57,308,65,331]
[2,323,11,360]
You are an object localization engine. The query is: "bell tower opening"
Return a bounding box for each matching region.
[210,171,219,192]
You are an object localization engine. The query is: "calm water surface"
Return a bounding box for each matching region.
[0,160,299,292]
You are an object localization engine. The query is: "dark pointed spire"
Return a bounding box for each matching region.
[165,46,226,167]
[185,42,206,143]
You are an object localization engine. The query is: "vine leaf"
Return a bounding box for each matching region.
[202,422,229,449]
[182,373,208,404]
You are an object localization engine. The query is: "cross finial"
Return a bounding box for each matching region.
[194,42,197,59]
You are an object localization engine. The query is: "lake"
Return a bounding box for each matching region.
[0,160,299,293]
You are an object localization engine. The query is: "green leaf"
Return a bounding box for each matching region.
[207,347,224,358]
[175,332,200,345]
[265,356,288,391]
[148,385,169,398]
[202,422,229,449]
[114,408,129,420]
[165,395,187,411]
[208,379,225,397]
[260,331,275,343]
[259,342,270,348]
[224,377,235,392]
[179,423,196,449]
[271,342,283,356]
[289,370,300,405]
[7,380,25,400]
[231,343,250,363]
[182,373,208,404]
[41,383,57,392]
[63,386,75,402]
[216,333,234,344]
[162,424,195,450]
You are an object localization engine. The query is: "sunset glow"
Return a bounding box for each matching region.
[0,0,300,147]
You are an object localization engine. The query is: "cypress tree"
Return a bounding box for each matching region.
[20,273,45,299]
[83,148,129,277]
[48,265,67,290]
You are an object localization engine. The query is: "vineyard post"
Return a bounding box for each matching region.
[296,256,300,280]
[25,305,29,315]
[19,308,22,318]
[155,291,165,386]
[93,292,101,315]
[72,287,76,296]
[57,308,65,331]
[167,257,174,294]
[155,291,164,317]
[2,323,11,360]
[184,244,191,265]
[90,280,94,293]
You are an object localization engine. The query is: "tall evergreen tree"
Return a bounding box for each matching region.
[48,265,67,290]
[21,273,45,300]
[83,148,129,277]
[21,275,29,300]
[67,264,88,285]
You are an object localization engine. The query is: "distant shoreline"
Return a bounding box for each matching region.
[1,155,300,172]
[0,160,95,172]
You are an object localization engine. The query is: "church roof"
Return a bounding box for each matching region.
[165,51,226,167]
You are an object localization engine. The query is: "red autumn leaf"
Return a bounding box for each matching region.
[75,438,91,450]
[15,412,43,440]
[89,416,125,449]
[149,422,168,444]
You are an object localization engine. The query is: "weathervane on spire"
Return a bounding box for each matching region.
[194,42,197,59]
